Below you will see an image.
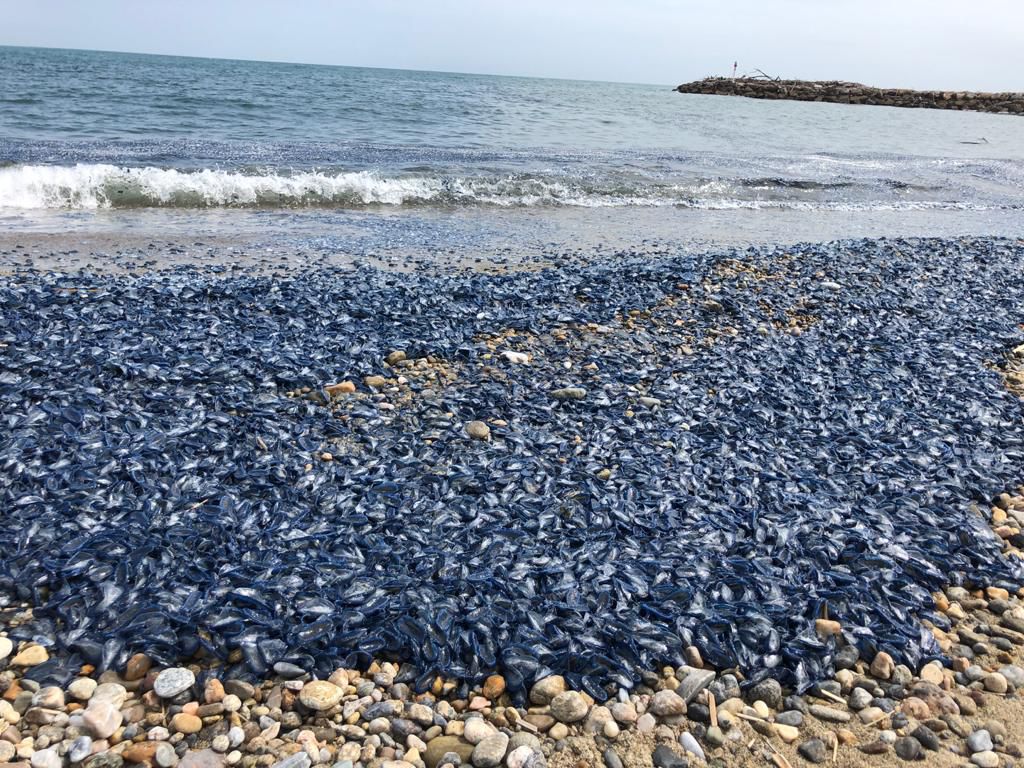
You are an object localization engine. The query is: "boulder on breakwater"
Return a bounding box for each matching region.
[675,77,1024,115]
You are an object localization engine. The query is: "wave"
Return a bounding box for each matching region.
[0,163,1014,212]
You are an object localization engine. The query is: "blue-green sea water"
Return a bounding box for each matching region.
[2,46,1024,257]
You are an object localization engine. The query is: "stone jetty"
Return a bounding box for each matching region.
[675,77,1024,114]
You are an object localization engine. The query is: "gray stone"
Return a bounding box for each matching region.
[999,665,1024,689]
[31,747,62,768]
[848,687,873,710]
[85,755,124,768]
[602,749,623,768]
[678,733,704,762]
[270,755,311,768]
[179,750,224,768]
[798,740,827,764]
[156,744,179,768]
[747,678,783,709]
[967,730,994,754]
[469,733,508,768]
[893,737,921,761]
[651,745,687,768]
[69,736,93,763]
[82,700,123,739]
[971,752,1000,768]
[153,668,196,698]
[910,725,939,751]
[550,387,586,401]
[775,710,803,727]
[675,670,715,703]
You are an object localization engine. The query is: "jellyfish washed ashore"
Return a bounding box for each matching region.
[1,236,1023,702]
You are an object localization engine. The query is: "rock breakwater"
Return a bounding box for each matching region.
[675,78,1024,115]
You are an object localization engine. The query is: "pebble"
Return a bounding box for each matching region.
[171,713,203,734]
[808,704,851,723]
[529,677,566,705]
[32,747,62,768]
[463,718,495,745]
[971,752,1000,768]
[747,679,783,709]
[797,739,827,764]
[848,687,872,710]
[967,730,994,753]
[68,677,98,701]
[649,690,686,717]
[68,736,93,763]
[678,732,703,762]
[870,652,895,680]
[602,748,623,768]
[82,700,123,739]
[464,421,490,440]
[547,723,568,741]
[775,710,803,727]
[893,736,922,761]
[983,672,1008,693]
[651,745,687,768]
[153,668,196,699]
[0,637,11,660]
[675,670,715,703]
[470,733,508,768]
[298,680,344,711]
[910,725,940,751]
[549,691,588,723]
[11,645,49,666]
[774,724,800,743]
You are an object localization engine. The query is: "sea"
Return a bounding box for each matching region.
[2,45,1024,263]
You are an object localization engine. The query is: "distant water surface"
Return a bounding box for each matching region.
[2,46,1024,256]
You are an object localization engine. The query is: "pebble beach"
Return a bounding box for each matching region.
[2,236,1024,768]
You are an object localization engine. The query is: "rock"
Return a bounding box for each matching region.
[651,745,687,768]
[223,680,255,700]
[602,749,623,768]
[549,691,588,723]
[678,733,703,762]
[155,745,178,768]
[11,645,49,666]
[649,690,686,717]
[893,737,921,761]
[999,664,1024,688]
[705,726,725,747]
[774,724,800,743]
[481,675,505,700]
[834,645,860,669]
[82,700,123,739]
[463,718,495,745]
[0,637,11,660]
[529,676,566,705]
[603,720,619,739]
[860,741,889,755]
[68,677,98,701]
[583,706,613,735]
[505,746,544,768]
[153,668,195,698]
[364,375,387,389]
[298,680,343,711]
[386,351,407,366]
[32,686,64,709]
[636,713,656,732]
[870,652,895,680]
[967,731,994,753]
[797,740,827,764]
[171,712,203,734]
[919,662,944,685]
[971,752,1000,768]
[469,733,508,768]
[775,710,803,727]
[68,736,93,763]
[124,653,152,681]
[910,726,939,751]
[848,687,872,710]
[85,754,124,768]
[808,704,850,723]
[179,752,222,768]
[123,742,161,766]
[676,669,715,703]
[464,421,490,440]
[500,351,529,365]
[268,757,308,768]
[32,747,62,768]
[747,678,783,709]
[92,682,127,708]
[982,673,1008,693]
[547,723,568,741]
[204,678,225,704]
[425,737,474,768]
[609,702,637,723]
[550,387,586,401]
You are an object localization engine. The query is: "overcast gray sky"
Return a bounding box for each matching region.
[3,0,1022,90]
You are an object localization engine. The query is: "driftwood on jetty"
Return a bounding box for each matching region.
[675,77,1024,115]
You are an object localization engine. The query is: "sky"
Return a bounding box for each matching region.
[2,0,1023,91]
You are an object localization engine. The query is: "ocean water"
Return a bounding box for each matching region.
[2,46,1024,258]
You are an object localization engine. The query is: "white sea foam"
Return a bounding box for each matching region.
[0,163,1013,212]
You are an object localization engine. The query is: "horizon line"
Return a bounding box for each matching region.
[0,43,674,89]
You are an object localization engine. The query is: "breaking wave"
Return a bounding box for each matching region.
[0,163,1015,212]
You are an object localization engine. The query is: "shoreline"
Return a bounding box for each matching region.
[2,236,1024,767]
